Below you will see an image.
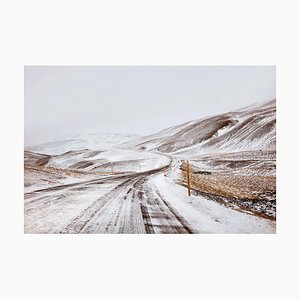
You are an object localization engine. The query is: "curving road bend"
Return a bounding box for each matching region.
[24,155,197,234]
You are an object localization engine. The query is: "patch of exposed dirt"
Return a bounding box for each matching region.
[69,161,95,169]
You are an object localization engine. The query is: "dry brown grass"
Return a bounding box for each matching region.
[180,171,276,200]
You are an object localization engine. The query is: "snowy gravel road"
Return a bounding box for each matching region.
[24,153,275,234]
[25,157,197,233]
[61,175,196,234]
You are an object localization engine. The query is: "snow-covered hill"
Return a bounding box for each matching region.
[26,133,140,155]
[26,100,276,157]
[124,99,276,155]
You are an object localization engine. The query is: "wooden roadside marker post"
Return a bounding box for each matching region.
[186,160,191,196]
[164,166,167,176]
[111,163,114,175]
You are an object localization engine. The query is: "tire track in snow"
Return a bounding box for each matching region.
[133,176,196,234]
[60,178,134,233]
[28,154,196,234]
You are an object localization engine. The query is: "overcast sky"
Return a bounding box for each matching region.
[24,66,275,146]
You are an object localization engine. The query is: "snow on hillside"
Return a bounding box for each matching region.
[118,120,196,151]
[125,99,276,156]
[26,100,276,158]
[25,146,170,175]
[26,133,140,155]
[45,148,169,172]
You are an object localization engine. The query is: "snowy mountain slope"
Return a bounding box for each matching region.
[125,99,276,155]
[26,133,140,155]
[24,147,170,174]
[118,120,196,150]
[26,100,276,157]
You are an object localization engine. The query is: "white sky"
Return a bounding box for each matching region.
[24,66,275,146]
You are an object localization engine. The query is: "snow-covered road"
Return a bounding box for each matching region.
[24,153,275,234]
